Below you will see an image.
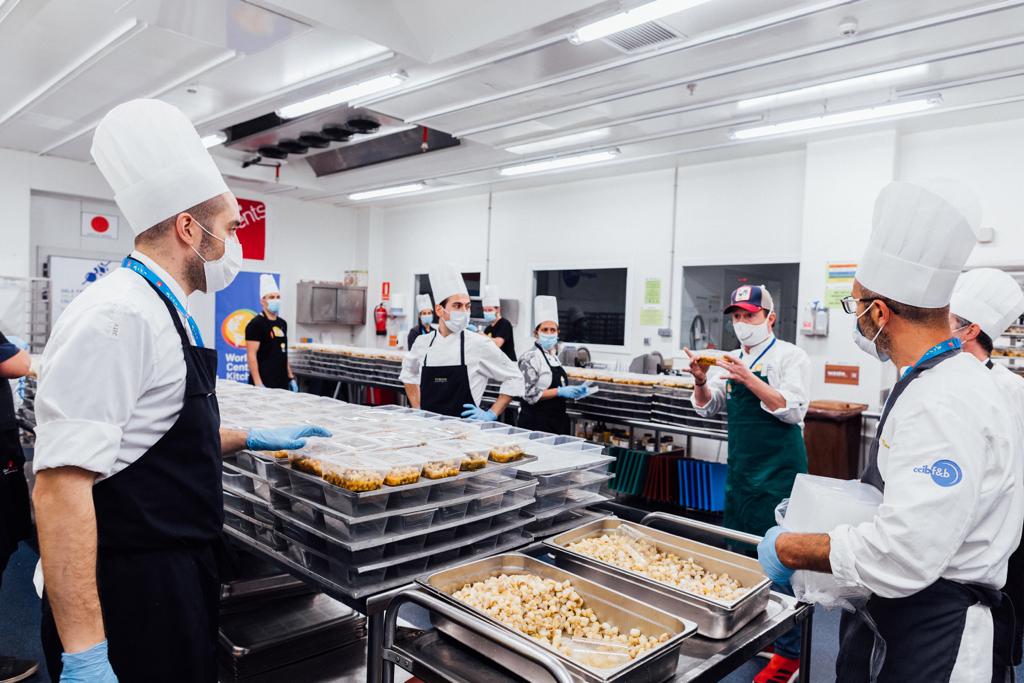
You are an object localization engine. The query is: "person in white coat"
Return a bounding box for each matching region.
[401,265,524,419]
[757,180,1024,683]
[949,267,1024,676]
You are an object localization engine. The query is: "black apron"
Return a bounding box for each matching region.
[838,346,1005,683]
[420,331,476,417]
[42,271,224,683]
[0,373,31,580]
[518,344,570,434]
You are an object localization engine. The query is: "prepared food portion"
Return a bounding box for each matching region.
[375,452,425,487]
[452,573,669,665]
[489,443,525,464]
[321,458,388,492]
[566,533,747,602]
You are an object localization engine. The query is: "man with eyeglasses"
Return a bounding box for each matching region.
[757,180,1023,682]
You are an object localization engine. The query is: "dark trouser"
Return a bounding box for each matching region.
[42,544,219,683]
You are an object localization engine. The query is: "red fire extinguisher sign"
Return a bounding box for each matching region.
[381,282,391,301]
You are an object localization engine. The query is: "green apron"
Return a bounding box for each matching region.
[723,340,808,538]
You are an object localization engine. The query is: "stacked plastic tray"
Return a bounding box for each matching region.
[677,459,727,513]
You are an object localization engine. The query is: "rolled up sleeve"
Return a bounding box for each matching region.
[400,336,427,386]
[518,351,548,405]
[761,348,811,424]
[34,303,151,477]
[481,340,524,397]
[827,402,984,598]
[692,366,727,417]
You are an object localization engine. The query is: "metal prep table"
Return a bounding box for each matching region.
[378,511,814,683]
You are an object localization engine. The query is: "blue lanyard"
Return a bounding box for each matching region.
[739,337,776,369]
[121,257,204,348]
[901,337,961,379]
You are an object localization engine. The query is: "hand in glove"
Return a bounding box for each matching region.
[6,335,29,351]
[460,404,497,421]
[288,379,299,392]
[60,640,118,683]
[246,424,332,451]
[556,385,589,400]
[757,525,795,587]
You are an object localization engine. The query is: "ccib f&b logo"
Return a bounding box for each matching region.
[913,459,963,488]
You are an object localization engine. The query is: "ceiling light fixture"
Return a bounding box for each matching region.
[201,132,227,148]
[499,149,621,176]
[348,182,426,201]
[277,72,407,119]
[569,0,715,44]
[737,64,930,111]
[504,128,612,155]
[730,98,939,140]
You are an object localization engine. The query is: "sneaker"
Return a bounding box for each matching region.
[753,654,799,683]
[755,643,775,660]
[0,656,39,683]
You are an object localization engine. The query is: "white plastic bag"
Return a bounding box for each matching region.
[780,474,882,610]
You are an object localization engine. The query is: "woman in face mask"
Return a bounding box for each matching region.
[408,294,435,351]
[246,274,296,391]
[516,296,590,434]
[400,265,525,419]
[684,284,811,682]
[481,285,517,362]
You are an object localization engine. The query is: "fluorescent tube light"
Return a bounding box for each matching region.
[348,182,425,201]
[499,149,621,177]
[737,64,930,111]
[730,99,939,140]
[570,0,715,44]
[504,128,612,155]
[277,72,407,119]
[201,132,227,148]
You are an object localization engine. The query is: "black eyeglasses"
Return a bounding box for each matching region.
[840,296,878,315]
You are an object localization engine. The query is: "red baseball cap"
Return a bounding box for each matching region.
[724,285,774,313]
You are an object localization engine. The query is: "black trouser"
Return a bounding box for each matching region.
[42,543,220,683]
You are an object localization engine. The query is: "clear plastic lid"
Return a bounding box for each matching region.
[374,451,428,487]
[320,456,389,492]
[405,445,465,479]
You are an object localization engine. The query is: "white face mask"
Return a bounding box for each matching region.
[445,310,469,334]
[191,220,242,293]
[733,310,773,347]
[852,301,891,363]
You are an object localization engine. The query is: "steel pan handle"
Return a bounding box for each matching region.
[381,589,574,683]
[640,511,763,546]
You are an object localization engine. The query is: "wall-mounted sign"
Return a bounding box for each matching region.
[237,198,266,261]
[81,212,119,240]
[824,363,860,385]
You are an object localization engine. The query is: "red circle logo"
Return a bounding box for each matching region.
[90,216,110,233]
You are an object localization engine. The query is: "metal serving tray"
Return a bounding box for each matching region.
[545,517,771,639]
[418,553,697,683]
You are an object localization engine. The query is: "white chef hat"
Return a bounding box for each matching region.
[482,285,500,308]
[535,296,559,328]
[259,274,280,299]
[950,268,1024,339]
[91,99,229,234]
[416,294,433,312]
[428,264,468,304]
[856,179,980,308]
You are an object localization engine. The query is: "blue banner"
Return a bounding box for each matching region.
[215,271,278,382]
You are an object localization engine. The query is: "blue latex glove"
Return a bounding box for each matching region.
[6,335,28,351]
[757,525,795,587]
[288,379,299,392]
[246,425,332,451]
[60,640,118,683]
[557,385,588,400]
[461,404,497,421]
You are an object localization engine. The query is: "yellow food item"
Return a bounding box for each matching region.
[566,533,746,602]
[460,453,489,471]
[384,465,421,486]
[423,461,461,479]
[323,467,385,492]
[291,456,324,476]
[489,444,524,463]
[693,355,719,370]
[452,574,669,664]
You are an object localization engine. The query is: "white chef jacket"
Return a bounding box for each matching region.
[518,343,563,405]
[34,251,193,480]
[400,329,524,406]
[690,336,811,427]
[829,353,1024,597]
[990,361,1024,420]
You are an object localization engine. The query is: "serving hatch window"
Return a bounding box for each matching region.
[533,268,627,346]
[414,271,482,309]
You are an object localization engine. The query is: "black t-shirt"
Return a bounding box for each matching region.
[244,314,290,389]
[484,317,516,362]
[0,331,18,433]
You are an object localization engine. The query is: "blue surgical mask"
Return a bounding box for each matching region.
[267,300,280,315]
[420,314,433,327]
[446,310,470,334]
[483,311,497,322]
[538,333,559,351]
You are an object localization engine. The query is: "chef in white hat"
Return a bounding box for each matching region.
[400,265,524,419]
[757,181,1023,683]
[31,100,328,683]
[245,273,295,391]
[949,267,1024,675]
[517,296,590,434]
[481,284,516,362]
[407,293,435,350]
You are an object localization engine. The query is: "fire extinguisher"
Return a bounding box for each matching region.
[374,302,388,336]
